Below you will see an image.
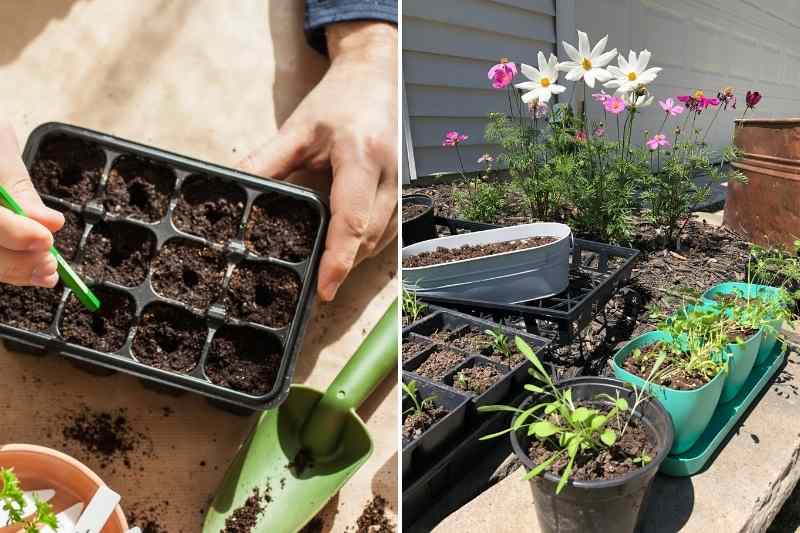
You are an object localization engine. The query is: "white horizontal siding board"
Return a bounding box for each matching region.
[415,144,501,176]
[404,51,506,91]
[410,117,495,148]
[488,0,555,16]
[406,84,514,119]
[404,0,555,41]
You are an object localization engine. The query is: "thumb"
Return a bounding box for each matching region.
[238,127,309,180]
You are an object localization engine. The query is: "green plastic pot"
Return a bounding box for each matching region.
[702,282,785,366]
[611,331,726,455]
[718,327,762,403]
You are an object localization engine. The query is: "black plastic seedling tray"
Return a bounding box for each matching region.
[418,216,640,345]
[0,122,328,411]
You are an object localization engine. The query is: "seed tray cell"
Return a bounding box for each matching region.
[0,122,329,410]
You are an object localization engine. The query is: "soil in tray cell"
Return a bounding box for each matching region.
[413,347,468,380]
[402,202,428,222]
[451,363,502,395]
[151,239,227,310]
[0,284,62,333]
[61,287,135,353]
[30,135,105,204]
[244,193,319,262]
[103,155,175,222]
[403,236,558,268]
[131,303,206,373]
[402,337,428,363]
[452,326,525,365]
[225,261,301,328]
[528,401,656,482]
[402,398,447,441]
[50,206,85,260]
[172,175,246,243]
[204,325,283,396]
[623,342,709,391]
[82,221,155,287]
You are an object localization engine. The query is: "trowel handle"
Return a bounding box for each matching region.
[301,299,397,455]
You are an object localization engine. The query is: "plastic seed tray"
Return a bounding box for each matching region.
[416,217,640,345]
[0,122,328,411]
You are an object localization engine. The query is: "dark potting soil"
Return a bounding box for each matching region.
[452,364,501,395]
[126,505,168,533]
[205,327,282,396]
[402,203,428,222]
[61,287,134,353]
[0,284,61,332]
[528,402,657,483]
[62,406,151,470]
[354,496,394,533]
[441,326,525,364]
[300,517,324,533]
[225,262,300,328]
[172,175,246,243]
[30,135,105,203]
[428,326,459,345]
[131,304,206,373]
[402,236,557,268]
[414,347,467,380]
[103,156,175,222]
[222,483,272,533]
[81,222,155,287]
[727,325,759,343]
[402,339,427,363]
[150,239,226,310]
[402,401,446,442]
[622,342,708,390]
[244,193,319,262]
[53,208,85,260]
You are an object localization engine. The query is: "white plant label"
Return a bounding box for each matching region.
[71,486,120,533]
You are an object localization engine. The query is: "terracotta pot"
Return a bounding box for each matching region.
[0,444,127,532]
[724,118,800,249]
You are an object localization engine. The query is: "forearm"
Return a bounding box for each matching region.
[304,0,397,55]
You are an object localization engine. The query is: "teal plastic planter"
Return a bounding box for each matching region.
[719,329,762,403]
[702,282,784,367]
[611,331,726,455]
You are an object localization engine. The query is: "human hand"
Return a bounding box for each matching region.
[0,119,65,287]
[241,21,398,301]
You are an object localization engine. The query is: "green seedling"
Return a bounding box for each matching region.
[455,371,469,390]
[402,288,428,323]
[633,452,652,466]
[749,243,800,301]
[485,327,512,358]
[402,380,436,418]
[478,337,654,494]
[0,468,58,533]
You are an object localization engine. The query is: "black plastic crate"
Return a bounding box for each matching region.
[0,122,329,411]
[415,216,640,344]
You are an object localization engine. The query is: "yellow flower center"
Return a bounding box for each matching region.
[694,90,705,99]
[581,58,592,70]
[500,57,509,64]
[540,77,550,87]
[627,72,637,81]
[723,86,734,96]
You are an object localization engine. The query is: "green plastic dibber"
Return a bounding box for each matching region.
[0,185,100,312]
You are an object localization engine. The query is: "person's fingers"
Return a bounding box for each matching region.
[238,126,311,180]
[0,247,58,287]
[0,206,54,251]
[355,174,397,264]
[317,160,380,301]
[0,120,64,233]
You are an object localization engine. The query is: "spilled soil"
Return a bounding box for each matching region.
[403,236,557,268]
[62,406,153,470]
[222,483,272,533]
[354,496,394,533]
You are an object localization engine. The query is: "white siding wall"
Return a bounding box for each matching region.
[403,0,558,180]
[575,0,800,155]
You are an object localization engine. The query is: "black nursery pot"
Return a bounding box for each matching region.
[0,123,329,411]
[510,377,674,533]
[402,194,436,246]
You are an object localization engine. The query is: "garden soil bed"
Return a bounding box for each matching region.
[245,193,318,262]
[225,262,300,328]
[527,402,656,482]
[61,287,135,353]
[131,304,206,373]
[413,347,467,380]
[403,236,557,268]
[30,135,105,204]
[103,156,175,222]
[173,175,246,243]
[204,326,282,396]
[81,221,155,287]
[150,239,226,310]
[402,401,447,441]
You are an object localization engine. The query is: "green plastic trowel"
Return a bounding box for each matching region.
[203,299,398,532]
[0,185,100,312]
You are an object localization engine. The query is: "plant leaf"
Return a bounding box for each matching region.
[571,407,593,423]
[590,415,608,431]
[600,429,617,447]
[524,451,562,480]
[531,420,561,438]
[525,384,546,394]
[516,336,549,382]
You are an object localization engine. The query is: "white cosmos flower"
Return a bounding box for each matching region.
[515,51,566,104]
[557,30,617,88]
[623,89,654,109]
[604,49,662,94]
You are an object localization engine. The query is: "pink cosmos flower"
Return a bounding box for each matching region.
[593,125,606,137]
[659,98,684,116]
[604,96,626,114]
[575,131,588,142]
[488,59,518,89]
[592,90,611,103]
[477,154,494,164]
[443,131,468,147]
[646,133,670,150]
[677,90,719,113]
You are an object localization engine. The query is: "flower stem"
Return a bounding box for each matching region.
[506,87,515,119]
[455,144,468,180]
[701,105,722,145]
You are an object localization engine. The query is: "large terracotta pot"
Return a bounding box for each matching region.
[0,444,128,532]
[724,118,800,249]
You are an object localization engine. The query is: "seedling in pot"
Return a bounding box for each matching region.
[485,327,512,358]
[402,288,427,324]
[749,242,800,302]
[710,287,795,341]
[480,337,658,494]
[402,381,444,441]
[0,468,58,533]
